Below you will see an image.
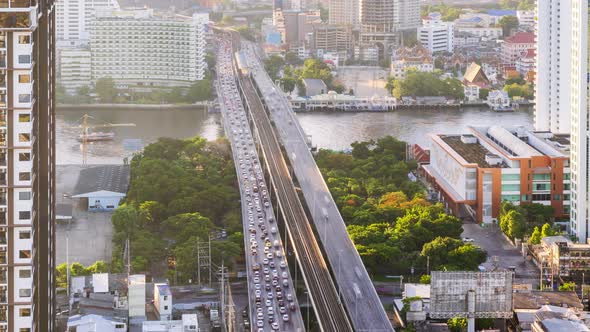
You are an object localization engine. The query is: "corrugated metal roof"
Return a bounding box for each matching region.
[487,126,542,157]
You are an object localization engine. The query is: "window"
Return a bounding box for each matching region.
[18,192,30,200]
[18,133,29,142]
[18,114,30,122]
[564,183,571,190]
[532,193,551,201]
[18,231,30,239]
[18,289,30,297]
[18,153,30,161]
[17,55,30,64]
[164,305,168,310]
[18,172,30,181]
[19,308,30,317]
[19,269,30,278]
[18,35,30,44]
[19,328,31,332]
[501,184,520,192]
[501,173,520,181]
[501,195,520,202]
[18,74,30,83]
[534,183,550,191]
[19,250,30,259]
[19,211,30,220]
[564,194,571,201]
[18,94,30,103]
[564,173,571,180]
[533,173,551,181]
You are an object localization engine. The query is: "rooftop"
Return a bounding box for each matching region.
[72,165,130,196]
[513,291,584,310]
[156,283,171,296]
[440,135,505,168]
[505,31,535,44]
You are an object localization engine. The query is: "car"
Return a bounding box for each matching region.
[269,261,276,268]
[265,284,271,291]
[265,275,271,282]
[282,279,289,287]
[276,251,283,258]
[282,314,289,322]
[267,307,274,316]
[281,271,288,278]
[271,322,279,330]
[286,293,293,302]
[262,259,269,265]
[267,253,274,259]
[255,283,261,290]
[256,312,263,320]
[265,299,272,307]
[255,290,261,297]
[272,280,279,286]
[279,306,287,314]
[277,292,283,299]
[257,308,263,314]
[270,227,277,234]
[263,267,270,275]
[289,303,296,311]
[256,320,264,328]
[462,237,474,243]
[251,249,257,255]
[273,240,280,248]
[253,277,260,283]
[280,261,287,269]
[267,292,273,299]
[278,299,285,307]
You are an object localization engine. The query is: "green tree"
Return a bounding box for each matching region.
[187,79,212,103]
[420,275,431,284]
[264,55,285,80]
[86,260,109,274]
[161,213,215,244]
[499,16,519,36]
[95,77,118,103]
[284,52,301,66]
[447,317,467,332]
[280,76,297,93]
[559,281,576,292]
[500,209,526,239]
[479,88,490,100]
[541,223,556,238]
[528,226,541,244]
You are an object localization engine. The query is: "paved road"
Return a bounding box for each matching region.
[215,38,304,332]
[241,42,394,331]
[462,223,540,286]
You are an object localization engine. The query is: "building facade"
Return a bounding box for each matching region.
[517,10,535,28]
[57,47,91,94]
[418,13,453,53]
[570,0,589,242]
[390,45,434,79]
[535,0,572,135]
[422,127,570,224]
[0,0,57,331]
[55,0,120,46]
[90,9,208,89]
[328,0,359,26]
[312,24,353,56]
[501,32,535,67]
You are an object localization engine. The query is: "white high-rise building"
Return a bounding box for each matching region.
[55,0,120,46]
[418,13,454,53]
[58,48,92,94]
[535,0,572,134]
[90,8,208,89]
[570,0,589,242]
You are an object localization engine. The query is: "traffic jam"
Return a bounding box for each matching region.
[215,38,302,331]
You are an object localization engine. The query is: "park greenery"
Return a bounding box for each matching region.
[55,261,109,289]
[504,82,534,100]
[57,73,213,105]
[420,5,463,21]
[499,16,519,37]
[315,137,486,275]
[386,71,465,100]
[109,137,243,283]
[264,56,346,95]
[499,201,556,241]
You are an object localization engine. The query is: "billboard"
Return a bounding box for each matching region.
[430,271,513,319]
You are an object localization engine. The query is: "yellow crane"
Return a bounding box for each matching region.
[70,114,136,164]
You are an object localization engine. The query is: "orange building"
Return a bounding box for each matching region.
[422,126,570,223]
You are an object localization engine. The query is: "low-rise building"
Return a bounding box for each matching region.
[390,45,434,79]
[517,10,535,29]
[501,32,535,67]
[455,26,502,39]
[463,84,480,102]
[71,165,130,211]
[486,90,510,110]
[516,48,535,77]
[463,62,490,88]
[302,78,328,96]
[67,314,127,332]
[154,283,172,321]
[142,314,199,332]
[422,127,571,223]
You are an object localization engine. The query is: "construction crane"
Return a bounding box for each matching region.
[69,114,136,164]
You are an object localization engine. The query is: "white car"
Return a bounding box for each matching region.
[271,227,277,234]
[282,314,289,322]
[462,237,474,243]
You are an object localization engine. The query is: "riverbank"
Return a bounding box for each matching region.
[57,103,207,110]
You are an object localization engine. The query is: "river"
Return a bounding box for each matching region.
[56,106,534,165]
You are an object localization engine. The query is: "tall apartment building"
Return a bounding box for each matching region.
[418,13,454,53]
[55,0,120,46]
[0,0,56,331]
[422,127,570,224]
[393,0,420,31]
[535,0,572,135]
[312,24,353,55]
[570,0,589,242]
[90,8,208,89]
[328,0,359,26]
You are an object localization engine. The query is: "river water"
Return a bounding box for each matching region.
[56,106,534,165]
